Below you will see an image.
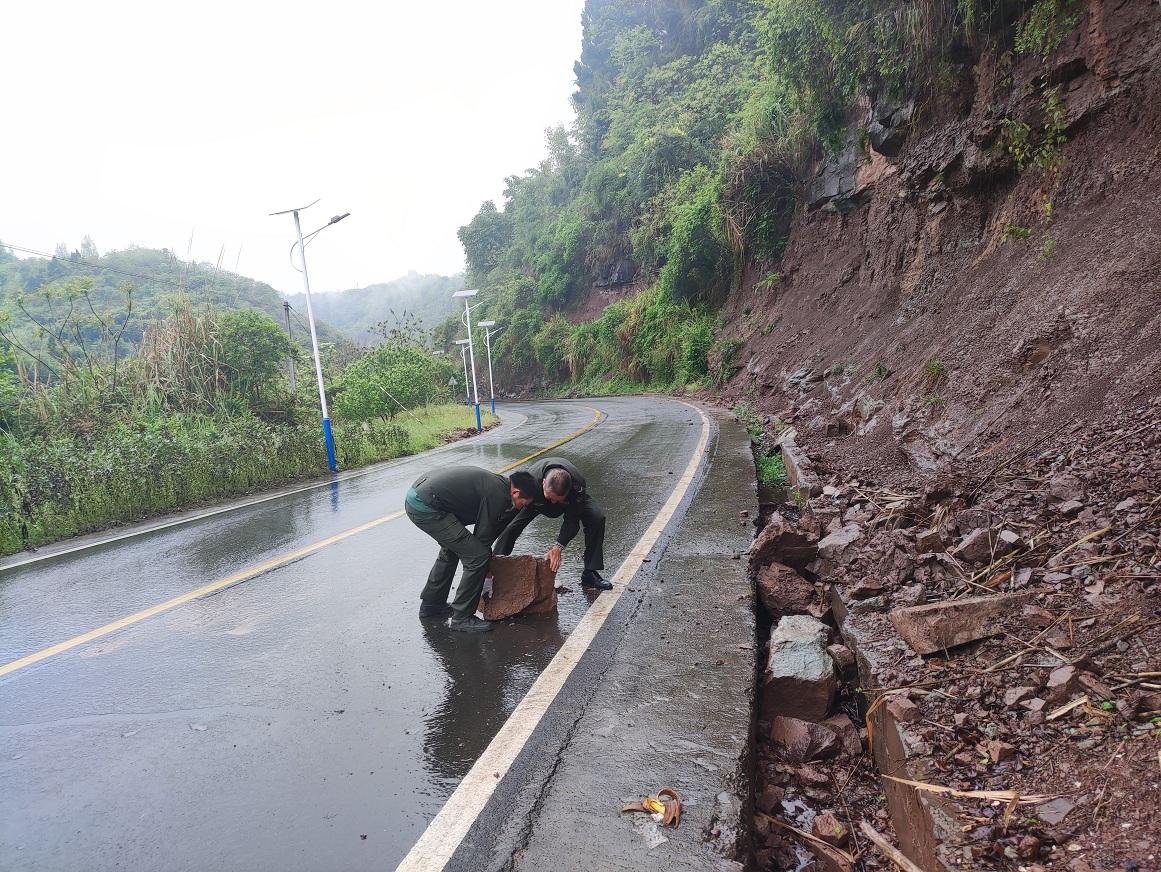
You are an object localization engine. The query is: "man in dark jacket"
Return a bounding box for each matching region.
[405,466,538,632]
[493,456,612,591]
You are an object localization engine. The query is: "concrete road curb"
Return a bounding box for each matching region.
[444,406,758,871]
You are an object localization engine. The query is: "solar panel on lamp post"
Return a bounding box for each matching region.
[453,289,483,432]
[269,202,349,473]
[477,320,502,415]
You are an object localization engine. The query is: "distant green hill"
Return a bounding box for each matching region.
[284,272,465,344]
[0,246,464,378]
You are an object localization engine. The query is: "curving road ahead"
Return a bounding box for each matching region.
[0,397,723,872]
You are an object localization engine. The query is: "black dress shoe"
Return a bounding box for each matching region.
[581,570,613,590]
[419,601,453,618]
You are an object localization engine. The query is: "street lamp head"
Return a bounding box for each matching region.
[478,320,496,327]
[452,289,479,298]
[328,213,351,225]
[455,338,471,345]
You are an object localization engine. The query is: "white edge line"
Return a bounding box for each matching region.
[395,402,712,872]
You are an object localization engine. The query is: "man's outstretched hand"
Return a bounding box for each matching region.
[545,544,563,572]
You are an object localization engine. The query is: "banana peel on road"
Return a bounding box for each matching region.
[621,787,682,828]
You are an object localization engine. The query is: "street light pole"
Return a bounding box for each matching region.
[456,340,471,405]
[270,202,348,473]
[453,289,482,432]
[477,320,502,415]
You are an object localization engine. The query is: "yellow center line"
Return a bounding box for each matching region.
[0,405,603,678]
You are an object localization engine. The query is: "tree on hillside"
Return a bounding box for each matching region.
[333,343,450,423]
[217,310,295,410]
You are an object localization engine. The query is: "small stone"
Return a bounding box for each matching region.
[1004,686,1037,708]
[826,644,856,674]
[1114,497,1137,512]
[1056,500,1083,517]
[998,529,1024,551]
[982,739,1016,763]
[915,529,944,553]
[886,696,922,723]
[1045,666,1079,705]
[1021,605,1055,628]
[756,785,786,814]
[894,583,926,607]
[811,812,850,848]
[952,528,996,564]
[817,523,863,563]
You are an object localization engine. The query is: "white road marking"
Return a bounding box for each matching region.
[395,403,712,871]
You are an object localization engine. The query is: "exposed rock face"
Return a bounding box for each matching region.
[479,555,557,620]
[761,614,837,723]
[714,0,1161,492]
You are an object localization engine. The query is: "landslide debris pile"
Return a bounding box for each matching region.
[749,398,1159,871]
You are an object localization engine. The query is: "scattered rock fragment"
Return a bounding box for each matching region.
[755,561,817,616]
[888,592,1032,655]
[886,695,921,723]
[1045,665,1080,705]
[749,512,819,573]
[1004,686,1038,708]
[817,523,863,564]
[951,528,996,564]
[811,812,851,848]
[769,716,838,764]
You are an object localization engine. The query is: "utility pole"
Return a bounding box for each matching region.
[283,301,297,395]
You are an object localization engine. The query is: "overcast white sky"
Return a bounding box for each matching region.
[1,1,585,294]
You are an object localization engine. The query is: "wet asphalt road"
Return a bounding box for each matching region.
[0,397,710,872]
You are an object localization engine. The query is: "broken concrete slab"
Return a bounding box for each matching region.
[888,592,1033,655]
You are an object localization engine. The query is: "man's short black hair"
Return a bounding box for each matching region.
[544,468,572,497]
[509,470,538,500]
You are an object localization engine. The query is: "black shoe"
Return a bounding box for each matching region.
[419,601,453,618]
[449,612,493,633]
[581,570,613,590]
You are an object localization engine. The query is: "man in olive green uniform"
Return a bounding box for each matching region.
[405,466,538,632]
[493,456,612,590]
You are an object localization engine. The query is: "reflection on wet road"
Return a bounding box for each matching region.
[0,398,705,871]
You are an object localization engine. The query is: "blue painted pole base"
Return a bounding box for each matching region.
[323,417,337,472]
[490,396,495,414]
[474,403,482,432]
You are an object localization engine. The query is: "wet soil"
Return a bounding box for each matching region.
[711,3,1160,869]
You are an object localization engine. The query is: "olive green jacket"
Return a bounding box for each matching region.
[526,456,588,547]
[411,466,517,547]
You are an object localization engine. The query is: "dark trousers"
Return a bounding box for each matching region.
[405,504,492,616]
[493,497,605,571]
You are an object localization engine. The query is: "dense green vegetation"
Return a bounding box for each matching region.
[454,0,1065,393]
[0,245,478,556]
[1,0,1079,553]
